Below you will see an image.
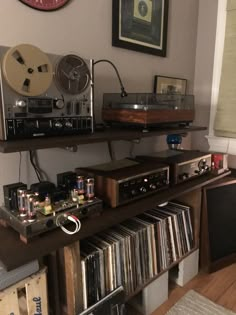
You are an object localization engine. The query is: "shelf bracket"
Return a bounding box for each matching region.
[107,141,116,160]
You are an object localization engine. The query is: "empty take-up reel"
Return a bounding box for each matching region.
[0,43,94,140]
[55,53,91,95]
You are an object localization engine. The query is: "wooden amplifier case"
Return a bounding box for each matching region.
[76,159,169,208]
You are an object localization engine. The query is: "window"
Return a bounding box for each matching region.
[207,0,236,154]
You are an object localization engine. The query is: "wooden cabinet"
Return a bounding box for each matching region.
[0,124,230,315]
[0,171,231,315]
[58,176,229,315]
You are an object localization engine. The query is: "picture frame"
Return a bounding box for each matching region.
[112,0,169,57]
[154,75,187,94]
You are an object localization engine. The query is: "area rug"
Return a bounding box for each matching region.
[166,290,236,315]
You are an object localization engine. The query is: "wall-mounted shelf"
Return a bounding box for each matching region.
[0,125,207,153]
[0,170,230,271]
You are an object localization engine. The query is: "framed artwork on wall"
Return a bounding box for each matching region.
[112,0,169,57]
[154,75,187,94]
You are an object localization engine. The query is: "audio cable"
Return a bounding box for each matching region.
[56,213,81,235]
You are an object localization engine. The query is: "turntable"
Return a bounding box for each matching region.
[102,93,195,129]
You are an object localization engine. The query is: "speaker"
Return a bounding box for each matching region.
[201,177,236,272]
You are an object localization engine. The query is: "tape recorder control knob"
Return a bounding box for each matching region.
[65,121,73,128]
[15,100,27,108]
[150,184,157,190]
[54,121,63,129]
[54,99,64,109]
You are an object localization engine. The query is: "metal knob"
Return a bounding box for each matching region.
[140,187,147,193]
[65,121,73,128]
[15,100,27,108]
[150,184,157,190]
[55,121,63,129]
[54,99,64,109]
[179,173,189,180]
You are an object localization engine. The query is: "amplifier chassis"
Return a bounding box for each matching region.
[0,198,102,240]
[137,150,212,185]
[76,159,169,208]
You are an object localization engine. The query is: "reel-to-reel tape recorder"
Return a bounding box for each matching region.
[0,44,94,140]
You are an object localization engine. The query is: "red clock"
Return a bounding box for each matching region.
[18,0,70,11]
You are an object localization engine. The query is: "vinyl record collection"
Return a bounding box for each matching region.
[80,201,194,310]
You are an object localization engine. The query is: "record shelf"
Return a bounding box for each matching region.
[0,170,231,315]
[59,171,232,315]
[0,170,230,272]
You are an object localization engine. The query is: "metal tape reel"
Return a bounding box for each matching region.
[2,44,53,96]
[55,54,90,95]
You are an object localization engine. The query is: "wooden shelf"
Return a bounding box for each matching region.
[0,170,230,271]
[0,125,207,153]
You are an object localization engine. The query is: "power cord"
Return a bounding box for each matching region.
[32,150,49,181]
[29,150,42,182]
[29,150,49,182]
[18,152,22,182]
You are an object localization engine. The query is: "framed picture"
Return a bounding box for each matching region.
[154,75,187,94]
[112,0,169,57]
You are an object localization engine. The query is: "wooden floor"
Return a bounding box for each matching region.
[127,263,236,315]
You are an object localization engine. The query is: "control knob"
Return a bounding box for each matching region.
[15,100,27,108]
[178,173,189,181]
[54,99,64,109]
[65,121,73,128]
[149,184,157,190]
[140,187,147,193]
[131,189,138,196]
[198,158,210,173]
[54,121,63,129]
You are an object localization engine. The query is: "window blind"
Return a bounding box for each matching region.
[214,2,236,137]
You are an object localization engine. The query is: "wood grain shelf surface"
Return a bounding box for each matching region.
[0,126,207,153]
[0,170,230,271]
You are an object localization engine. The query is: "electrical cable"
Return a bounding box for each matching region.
[57,214,81,235]
[29,150,42,182]
[18,152,22,182]
[32,150,49,181]
[30,151,42,181]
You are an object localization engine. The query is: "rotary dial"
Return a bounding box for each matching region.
[18,0,70,11]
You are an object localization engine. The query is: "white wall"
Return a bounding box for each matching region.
[192,0,219,151]
[0,0,199,203]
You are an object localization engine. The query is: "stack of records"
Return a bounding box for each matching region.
[80,201,194,311]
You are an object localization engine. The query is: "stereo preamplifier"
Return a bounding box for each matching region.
[76,158,169,208]
[137,150,212,185]
[0,44,94,140]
